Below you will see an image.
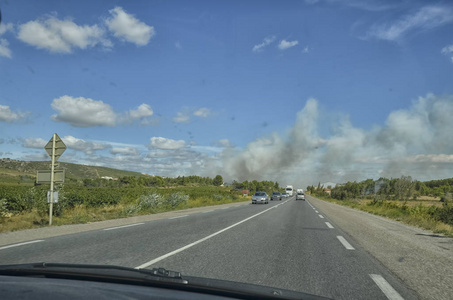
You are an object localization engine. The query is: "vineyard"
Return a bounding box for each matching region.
[0,169,281,232]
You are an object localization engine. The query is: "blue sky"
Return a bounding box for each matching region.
[1,0,453,186]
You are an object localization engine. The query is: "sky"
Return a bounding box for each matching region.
[1,0,453,187]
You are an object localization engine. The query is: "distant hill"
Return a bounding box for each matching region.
[0,158,145,183]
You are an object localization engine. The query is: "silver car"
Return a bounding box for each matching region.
[296,192,305,201]
[252,192,269,204]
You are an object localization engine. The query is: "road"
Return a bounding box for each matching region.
[0,196,419,299]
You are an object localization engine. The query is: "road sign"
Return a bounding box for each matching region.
[37,169,65,183]
[47,191,59,203]
[44,133,67,226]
[44,133,66,162]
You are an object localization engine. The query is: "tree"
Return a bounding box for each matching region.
[394,175,414,200]
[213,175,223,186]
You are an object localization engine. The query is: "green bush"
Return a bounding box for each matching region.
[436,205,453,226]
[137,193,163,211]
[166,193,189,208]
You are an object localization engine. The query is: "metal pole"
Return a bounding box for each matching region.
[49,133,56,226]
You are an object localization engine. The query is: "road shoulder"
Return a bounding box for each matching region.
[0,201,249,247]
[308,195,453,300]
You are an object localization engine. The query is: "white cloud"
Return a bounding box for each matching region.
[193,107,211,118]
[0,23,14,58]
[173,107,212,123]
[110,147,140,156]
[278,39,299,50]
[105,7,155,46]
[0,39,12,58]
[128,103,153,119]
[51,96,117,127]
[17,16,110,53]
[0,105,28,122]
[121,103,154,125]
[22,137,47,148]
[63,135,111,154]
[366,6,453,41]
[252,35,276,52]
[149,137,186,150]
[302,46,310,53]
[442,44,453,63]
[51,96,156,127]
[173,111,190,123]
[0,23,14,35]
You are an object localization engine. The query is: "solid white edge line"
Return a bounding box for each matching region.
[0,240,44,250]
[202,210,214,214]
[337,236,355,250]
[325,222,334,229]
[319,215,324,219]
[370,274,404,300]
[135,199,290,269]
[169,215,189,219]
[103,223,145,231]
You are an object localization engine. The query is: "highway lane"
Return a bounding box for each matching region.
[0,196,418,299]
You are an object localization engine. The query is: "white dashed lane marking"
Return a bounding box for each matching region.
[0,240,44,250]
[370,274,404,300]
[169,215,188,220]
[103,223,145,231]
[337,236,355,250]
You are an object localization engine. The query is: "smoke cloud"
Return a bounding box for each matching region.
[216,94,453,187]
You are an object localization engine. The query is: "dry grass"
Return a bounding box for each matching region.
[0,196,250,233]
[318,196,453,237]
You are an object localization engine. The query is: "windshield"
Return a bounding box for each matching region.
[1,1,452,299]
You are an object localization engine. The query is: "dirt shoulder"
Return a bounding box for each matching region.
[307,195,453,300]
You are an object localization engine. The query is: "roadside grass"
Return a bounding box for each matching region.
[0,189,251,233]
[312,195,453,237]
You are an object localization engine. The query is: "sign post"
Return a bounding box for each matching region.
[43,134,66,226]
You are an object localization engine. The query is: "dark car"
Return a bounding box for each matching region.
[271,191,282,201]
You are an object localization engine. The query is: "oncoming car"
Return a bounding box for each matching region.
[271,191,282,201]
[252,192,269,204]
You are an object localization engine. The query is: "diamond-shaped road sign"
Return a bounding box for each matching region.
[44,134,67,162]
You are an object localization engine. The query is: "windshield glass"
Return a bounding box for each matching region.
[1,1,452,299]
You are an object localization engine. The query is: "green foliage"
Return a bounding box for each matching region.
[436,205,453,226]
[329,176,453,201]
[213,175,223,186]
[231,180,279,195]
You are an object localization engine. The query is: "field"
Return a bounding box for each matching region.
[0,184,250,233]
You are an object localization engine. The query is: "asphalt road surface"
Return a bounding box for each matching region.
[0,196,420,299]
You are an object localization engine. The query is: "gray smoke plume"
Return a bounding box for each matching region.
[217,94,453,187]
